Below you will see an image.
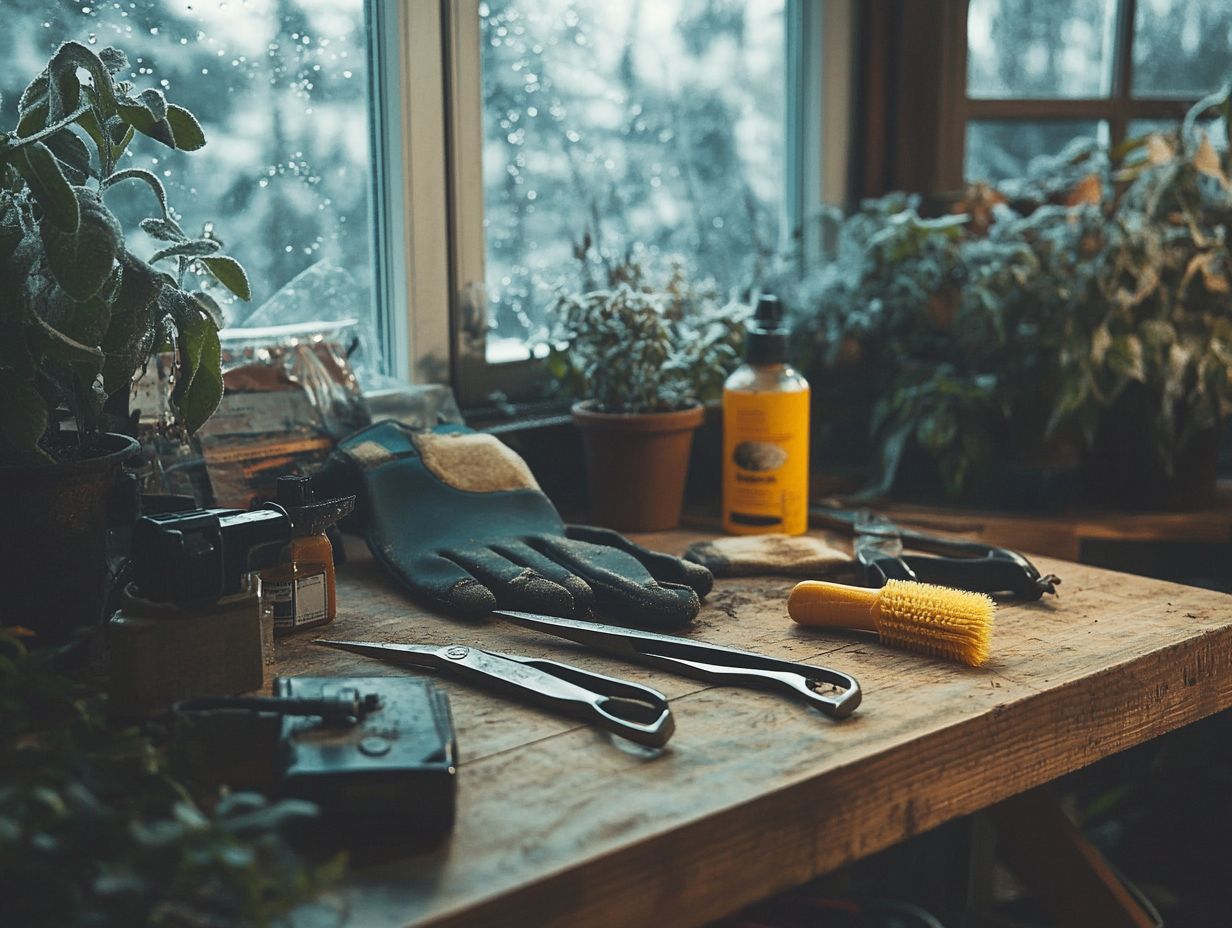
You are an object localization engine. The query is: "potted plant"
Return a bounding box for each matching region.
[0,41,250,641]
[548,246,745,531]
[782,88,1232,511]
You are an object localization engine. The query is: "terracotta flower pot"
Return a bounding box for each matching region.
[571,401,705,532]
[0,432,139,643]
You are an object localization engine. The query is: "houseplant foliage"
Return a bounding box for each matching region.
[547,241,747,413]
[0,40,250,465]
[786,88,1232,506]
[547,243,747,530]
[0,630,340,926]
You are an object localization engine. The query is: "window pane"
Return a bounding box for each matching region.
[479,0,785,359]
[1,1,377,342]
[968,0,1114,99]
[966,119,1106,181]
[1132,0,1232,98]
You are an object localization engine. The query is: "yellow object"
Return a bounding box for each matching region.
[788,578,994,667]
[722,295,810,536]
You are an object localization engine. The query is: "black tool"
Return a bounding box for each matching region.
[493,611,862,720]
[810,506,1060,600]
[314,639,675,748]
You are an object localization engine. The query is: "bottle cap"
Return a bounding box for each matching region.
[746,293,790,365]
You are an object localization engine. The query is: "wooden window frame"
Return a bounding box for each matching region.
[960,0,1200,179]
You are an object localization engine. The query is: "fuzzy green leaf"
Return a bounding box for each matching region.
[117,90,175,149]
[166,104,206,152]
[17,142,78,232]
[139,217,186,242]
[98,46,129,74]
[27,308,105,366]
[46,42,119,117]
[41,188,121,300]
[175,318,223,433]
[44,129,92,186]
[101,254,162,395]
[102,167,169,217]
[149,238,221,264]
[201,255,251,301]
[191,290,225,329]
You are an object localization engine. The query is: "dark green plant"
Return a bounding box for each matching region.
[783,89,1232,500]
[0,630,341,926]
[547,243,747,414]
[0,41,251,465]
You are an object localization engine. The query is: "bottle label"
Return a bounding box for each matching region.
[269,570,328,631]
[723,388,810,535]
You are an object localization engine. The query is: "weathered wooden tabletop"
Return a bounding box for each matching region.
[279,530,1232,928]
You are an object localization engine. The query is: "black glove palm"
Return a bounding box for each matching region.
[317,422,711,628]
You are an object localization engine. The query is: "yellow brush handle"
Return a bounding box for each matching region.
[788,580,881,632]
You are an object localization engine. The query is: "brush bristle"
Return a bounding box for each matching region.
[874,579,994,667]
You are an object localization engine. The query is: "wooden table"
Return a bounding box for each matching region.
[279,530,1232,928]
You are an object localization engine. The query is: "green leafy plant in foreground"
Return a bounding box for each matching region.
[547,240,748,414]
[0,41,251,465]
[0,630,341,927]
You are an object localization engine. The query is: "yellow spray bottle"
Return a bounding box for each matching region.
[722,294,810,535]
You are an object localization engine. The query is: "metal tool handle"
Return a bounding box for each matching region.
[649,655,862,719]
[444,648,674,748]
[900,553,1058,599]
[515,657,675,748]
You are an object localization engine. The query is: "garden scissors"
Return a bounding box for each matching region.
[314,639,674,747]
[493,611,862,720]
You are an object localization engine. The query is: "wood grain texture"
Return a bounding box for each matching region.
[280,531,1232,928]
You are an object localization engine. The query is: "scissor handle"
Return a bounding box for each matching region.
[644,654,862,719]
[514,657,675,748]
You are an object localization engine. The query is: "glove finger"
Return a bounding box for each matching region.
[376,550,495,619]
[489,541,595,614]
[566,524,714,597]
[443,546,576,617]
[528,535,699,628]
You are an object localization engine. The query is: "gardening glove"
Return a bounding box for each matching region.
[685,534,852,578]
[313,420,712,628]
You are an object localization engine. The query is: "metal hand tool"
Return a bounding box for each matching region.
[314,639,674,747]
[811,506,1060,600]
[493,611,862,720]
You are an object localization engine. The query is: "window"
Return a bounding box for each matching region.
[6,2,834,410]
[2,0,382,365]
[964,0,1232,182]
[477,0,787,363]
[444,0,832,409]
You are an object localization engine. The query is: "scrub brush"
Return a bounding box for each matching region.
[788,578,994,667]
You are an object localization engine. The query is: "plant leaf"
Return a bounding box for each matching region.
[99,46,129,73]
[149,238,221,264]
[26,309,104,365]
[44,129,92,186]
[174,317,223,433]
[102,254,162,395]
[166,104,206,152]
[102,167,169,217]
[192,290,225,328]
[201,255,251,301]
[139,217,187,242]
[41,188,121,300]
[16,142,79,231]
[117,89,176,148]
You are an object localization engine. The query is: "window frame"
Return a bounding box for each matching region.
[383,0,849,412]
[960,0,1199,180]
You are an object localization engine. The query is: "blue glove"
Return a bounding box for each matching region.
[315,421,712,628]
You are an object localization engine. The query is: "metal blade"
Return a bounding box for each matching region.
[314,639,442,669]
